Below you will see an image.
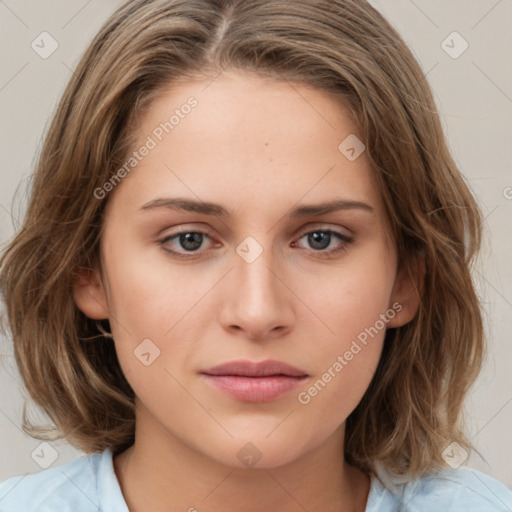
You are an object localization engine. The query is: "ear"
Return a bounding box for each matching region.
[72,267,110,320]
[386,252,425,328]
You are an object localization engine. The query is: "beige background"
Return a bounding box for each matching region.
[0,0,511,487]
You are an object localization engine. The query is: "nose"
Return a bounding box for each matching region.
[218,244,295,341]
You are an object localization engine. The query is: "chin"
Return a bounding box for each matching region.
[205,434,311,471]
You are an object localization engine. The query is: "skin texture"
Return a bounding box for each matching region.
[74,69,423,512]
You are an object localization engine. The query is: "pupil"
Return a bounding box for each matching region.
[309,232,330,250]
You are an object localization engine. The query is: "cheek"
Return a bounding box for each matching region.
[291,251,394,411]
[295,352,383,451]
[102,242,207,335]
[294,249,396,343]
[101,246,217,390]
[294,313,387,442]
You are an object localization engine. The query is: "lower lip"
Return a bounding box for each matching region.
[201,374,307,402]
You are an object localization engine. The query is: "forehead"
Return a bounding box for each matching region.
[106,70,387,227]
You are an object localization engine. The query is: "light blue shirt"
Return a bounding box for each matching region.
[0,448,511,511]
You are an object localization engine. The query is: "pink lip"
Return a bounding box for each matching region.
[200,359,309,402]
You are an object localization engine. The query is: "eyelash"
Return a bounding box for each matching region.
[159,227,354,260]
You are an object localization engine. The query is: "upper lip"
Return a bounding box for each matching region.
[201,359,308,378]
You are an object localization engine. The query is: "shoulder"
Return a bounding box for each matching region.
[0,450,107,512]
[407,466,512,510]
[368,466,512,511]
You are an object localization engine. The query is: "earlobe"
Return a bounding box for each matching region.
[386,254,426,329]
[72,267,110,320]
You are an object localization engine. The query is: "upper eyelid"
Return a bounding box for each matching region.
[160,223,350,240]
[160,225,351,249]
[295,223,351,236]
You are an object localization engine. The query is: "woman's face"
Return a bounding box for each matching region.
[75,70,420,468]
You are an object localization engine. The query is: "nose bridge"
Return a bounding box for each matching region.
[238,246,277,303]
[221,235,293,338]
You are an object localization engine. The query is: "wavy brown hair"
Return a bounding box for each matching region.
[0,0,485,481]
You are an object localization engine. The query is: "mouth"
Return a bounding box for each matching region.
[200,359,309,402]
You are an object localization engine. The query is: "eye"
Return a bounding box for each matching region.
[292,228,354,257]
[159,226,354,260]
[160,230,216,259]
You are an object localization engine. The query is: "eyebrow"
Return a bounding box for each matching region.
[139,197,374,217]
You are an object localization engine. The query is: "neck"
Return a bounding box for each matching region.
[114,404,370,512]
